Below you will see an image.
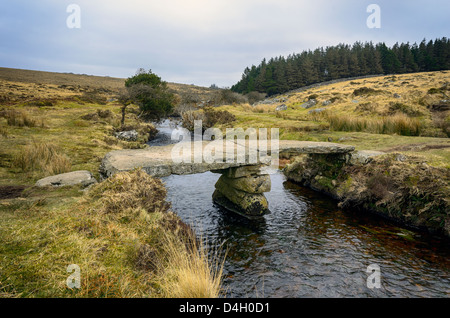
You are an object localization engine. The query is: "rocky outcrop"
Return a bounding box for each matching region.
[35,170,97,188]
[349,150,385,165]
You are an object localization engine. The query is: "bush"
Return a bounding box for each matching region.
[25,100,54,107]
[181,107,236,132]
[211,89,247,106]
[388,102,423,117]
[307,94,319,100]
[123,69,176,121]
[203,107,236,128]
[181,110,205,132]
[353,87,383,96]
[246,91,267,105]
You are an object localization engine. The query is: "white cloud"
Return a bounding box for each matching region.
[1,0,449,87]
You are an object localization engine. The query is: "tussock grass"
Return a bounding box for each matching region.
[87,169,171,216]
[1,109,43,128]
[13,140,72,175]
[0,125,7,137]
[327,113,423,136]
[85,170,225,298]
[156,234,226,298]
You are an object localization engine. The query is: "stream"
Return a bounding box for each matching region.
[151,120,450,298]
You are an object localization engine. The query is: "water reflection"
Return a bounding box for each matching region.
[163,170,450,298]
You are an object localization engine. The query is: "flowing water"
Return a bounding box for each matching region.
[151,120,450,298]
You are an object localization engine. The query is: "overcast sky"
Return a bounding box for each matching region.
[0,0,449,87]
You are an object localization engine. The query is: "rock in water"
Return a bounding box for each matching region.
[213,166,270,218]
[217,174,271,194]
[212,190,269,219]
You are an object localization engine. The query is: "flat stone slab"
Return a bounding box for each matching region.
[349,150,386,165]
[36,171,97,187]
[277,140,355,155]
[100,140,356,178]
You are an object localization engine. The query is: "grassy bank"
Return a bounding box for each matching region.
[283,152,450,237]
[0,96,224,297]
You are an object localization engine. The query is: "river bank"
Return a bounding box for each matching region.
[283,152,450,239]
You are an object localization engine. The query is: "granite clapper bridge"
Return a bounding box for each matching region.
[100,140,355,219]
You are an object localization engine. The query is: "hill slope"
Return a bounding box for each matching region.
[217,71,450,167]
[0,67,215,105]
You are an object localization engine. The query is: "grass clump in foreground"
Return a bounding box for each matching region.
[0,169,225,298]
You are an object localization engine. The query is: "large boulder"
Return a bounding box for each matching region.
[301,99,317,109]
[212,189,269,218]
[349,150,385,165]
[35,171,97,188]
[276,104,288,111]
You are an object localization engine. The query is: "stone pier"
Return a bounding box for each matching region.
[212,165,272,219]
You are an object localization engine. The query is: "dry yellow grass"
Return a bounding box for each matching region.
[0,67,216,106]
[13,140,72,175]
[157,234,226,298]
[326,113,423,136]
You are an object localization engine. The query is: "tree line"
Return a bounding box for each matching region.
[231,38,450,96]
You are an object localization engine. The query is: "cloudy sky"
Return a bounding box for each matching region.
[0,0,449,87]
